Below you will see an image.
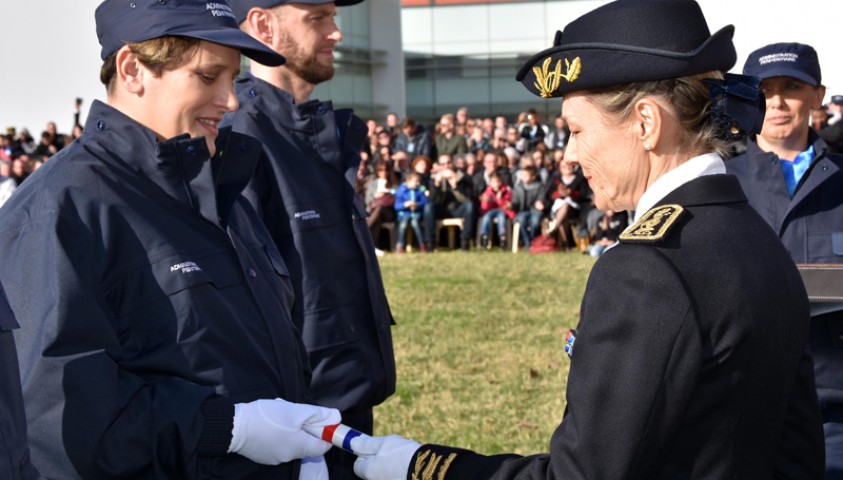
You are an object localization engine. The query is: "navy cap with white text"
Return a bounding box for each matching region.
[96,0,286,66]
[743,42,821,87]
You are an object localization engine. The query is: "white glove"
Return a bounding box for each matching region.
[228,398,340,465]
[299,456,329,480]
[352,434,421,480]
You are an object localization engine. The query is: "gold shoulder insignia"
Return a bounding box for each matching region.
[619,204,685,244]
[411,448,458,480]
[533,56,582,98]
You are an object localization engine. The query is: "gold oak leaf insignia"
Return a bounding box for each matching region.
[532,56,582,98]
[562,57,582,83]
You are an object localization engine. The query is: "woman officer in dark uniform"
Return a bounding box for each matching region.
[349,0,825,479]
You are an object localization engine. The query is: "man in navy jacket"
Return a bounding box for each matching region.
[224,1,396,478]
[727,42,843,478]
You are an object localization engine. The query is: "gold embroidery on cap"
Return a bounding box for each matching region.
[533,56,582,98]
[411,449,458,480]
[619,204,685,243]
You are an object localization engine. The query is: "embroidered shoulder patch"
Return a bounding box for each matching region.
[619,204,685,244]
[412,448,458,480]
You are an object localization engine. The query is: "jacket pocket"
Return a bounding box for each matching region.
[833,232,843,256]
[258,244,294,308]
[103,249,243,318]
[284,196,348,235]
[300,305,361,351]
[830,316,843,349]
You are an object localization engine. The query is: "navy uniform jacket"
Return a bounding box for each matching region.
[404,174,824,479]
[0,101,311,479]
[726,133,843,264]
[223,75,396,414]
[727,134,843,463]
[0,283,38,480]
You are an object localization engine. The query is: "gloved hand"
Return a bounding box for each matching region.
[228,398,340,465]
[352,434,421,480]
[299,456,329,480]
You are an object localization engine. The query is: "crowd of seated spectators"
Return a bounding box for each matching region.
[0,120,83,207]
[358,107,633,255]
[6,105,638,256]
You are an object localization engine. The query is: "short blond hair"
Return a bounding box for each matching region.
[100,36,201,93]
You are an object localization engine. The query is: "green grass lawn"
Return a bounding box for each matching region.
[373,249,595,456]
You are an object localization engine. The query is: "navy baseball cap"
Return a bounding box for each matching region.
[743,42,821,87]
[831,95,843,106]
[96,0,286,66]
[230,0,364,24]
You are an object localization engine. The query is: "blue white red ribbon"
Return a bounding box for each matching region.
[303,423,369,453]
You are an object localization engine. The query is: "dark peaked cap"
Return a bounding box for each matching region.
[516,0,736,98]
[96,0,286,66]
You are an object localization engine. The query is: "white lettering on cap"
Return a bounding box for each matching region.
[206,2,235,18]
[758,52,799,65]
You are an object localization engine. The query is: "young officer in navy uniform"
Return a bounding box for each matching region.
[349,1,825,479]
[0,1,342,478]
[727,42,843,479]
[223,1,396,478]
[0,282,38,480]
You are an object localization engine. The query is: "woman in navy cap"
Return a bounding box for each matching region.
[350,0,825,479]
[0,1,341,478]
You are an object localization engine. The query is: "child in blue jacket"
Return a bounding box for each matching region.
[394,171,428,252]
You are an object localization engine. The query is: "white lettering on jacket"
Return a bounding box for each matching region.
[294,210,321,221]
[170,261,202,274]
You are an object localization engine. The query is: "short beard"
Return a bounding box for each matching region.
[278,33,335,85]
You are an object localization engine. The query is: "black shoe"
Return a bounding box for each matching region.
[460,238,470,251]
[480,235,489,249]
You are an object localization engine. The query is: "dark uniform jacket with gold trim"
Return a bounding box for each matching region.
[223,75,396,416]
[407,174,825,479]
[0,101,311,479]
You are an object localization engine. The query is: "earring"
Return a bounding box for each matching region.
[644,144,651,151]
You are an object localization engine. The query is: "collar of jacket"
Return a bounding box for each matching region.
[746,129,832,166]
[659,173,747,207]
[234,73,368,187]
[234,74,337,131]
[83,100,262,228]
[745,129,841,205]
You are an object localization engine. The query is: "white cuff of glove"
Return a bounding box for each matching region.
[228,398,341,465]
[352,434,421,480]
[299,456,329,480]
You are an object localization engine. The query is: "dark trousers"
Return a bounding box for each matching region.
[811,311,843,478]
[826,415,843,479]
[324,408,373,480]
